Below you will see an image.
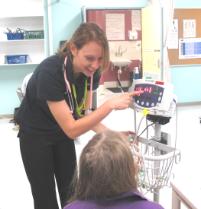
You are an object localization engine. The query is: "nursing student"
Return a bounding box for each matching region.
[16,22,142,209]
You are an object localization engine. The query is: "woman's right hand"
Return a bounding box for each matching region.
[107,90,143,110]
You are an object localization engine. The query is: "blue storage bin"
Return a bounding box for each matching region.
[5,55,28,64]
[24,30,44,39]
[6,32,24,40]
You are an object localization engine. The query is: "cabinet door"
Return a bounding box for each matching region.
[141,2,162,80]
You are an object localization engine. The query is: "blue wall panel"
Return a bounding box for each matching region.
[171,65,201,103]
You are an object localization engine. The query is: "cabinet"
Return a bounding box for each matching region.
[0,15,45,66]
[0,0,45,66]
[141,1,162,80]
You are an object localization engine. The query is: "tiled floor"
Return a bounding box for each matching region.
[0,87,201,209]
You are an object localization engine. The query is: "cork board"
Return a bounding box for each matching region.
[168,9,201,65]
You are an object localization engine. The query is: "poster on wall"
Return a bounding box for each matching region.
[183,19,196,38]
[179,38,201,59]
[167,19,178,49]
[105,13,125,40]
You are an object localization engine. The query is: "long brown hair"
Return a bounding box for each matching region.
[69,130,138,202]
[58,22,110,71]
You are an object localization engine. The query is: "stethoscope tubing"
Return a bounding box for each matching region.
[63,56,93,114]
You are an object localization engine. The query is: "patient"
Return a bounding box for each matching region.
[64,130,164,209]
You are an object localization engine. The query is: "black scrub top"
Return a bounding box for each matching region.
[16,54,101,136]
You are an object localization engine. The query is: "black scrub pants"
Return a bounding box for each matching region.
[19,131,76,209]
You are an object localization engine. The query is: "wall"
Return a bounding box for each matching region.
[47,0,201,104]
[171,0,201,103]
[48,0,147,54]
[2,0,201,113]
[171,65,201,103]
[0,0,147,115]
[46,0,83,55]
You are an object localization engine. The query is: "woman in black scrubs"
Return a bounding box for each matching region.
[16,22,140,209]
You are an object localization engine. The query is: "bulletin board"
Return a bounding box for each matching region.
[82,8,142,61]
[168,9,201,65]
[83,9,132,41]
[82,7,142,87]
[82,7,142,41]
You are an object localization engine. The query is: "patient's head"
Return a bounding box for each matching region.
[72,130,138,200]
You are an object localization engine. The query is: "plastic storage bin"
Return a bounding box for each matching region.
[24,30,44,39]
[5,55,28,64]
[6,32,24,40]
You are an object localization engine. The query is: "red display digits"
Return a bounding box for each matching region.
[135,86,152,93]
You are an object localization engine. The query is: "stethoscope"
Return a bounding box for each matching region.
[63,56,93,117]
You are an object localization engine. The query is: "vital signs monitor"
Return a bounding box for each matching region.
[132,79,176,118]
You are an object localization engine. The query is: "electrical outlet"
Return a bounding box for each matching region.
[161,132,170,145]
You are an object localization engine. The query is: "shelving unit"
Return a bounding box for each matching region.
[0,15,45,65]
[0,0,45,115]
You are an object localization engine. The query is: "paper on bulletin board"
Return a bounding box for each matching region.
[105,13,125,40]
[179,37,201,59]
[167,19,178,49]
[183,19,196,38]
[131,10,141,30]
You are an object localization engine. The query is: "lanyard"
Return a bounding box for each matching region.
[72,81,87,117]
[63,56,93,117]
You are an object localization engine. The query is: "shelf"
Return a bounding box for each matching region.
[0,63,40,67]
[0,39,44,43]
[0,15,43,20]
[0,0,43,18]
[0,15,43,19]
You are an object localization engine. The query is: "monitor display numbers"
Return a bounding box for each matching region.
[135,84,161,95]
[134,83,164,108]
[135,86,153,94]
